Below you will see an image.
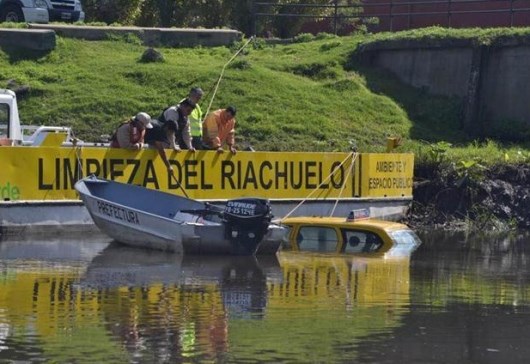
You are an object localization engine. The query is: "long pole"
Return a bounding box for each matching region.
[170,172,189,198]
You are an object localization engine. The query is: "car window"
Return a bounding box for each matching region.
[343,230,383,253]
[296,226,339,253]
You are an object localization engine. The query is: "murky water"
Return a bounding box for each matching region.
[0,231,529,363]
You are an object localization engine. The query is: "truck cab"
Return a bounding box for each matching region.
[0,0,84,23]
[0,89,22,145]
[0,89,75,147]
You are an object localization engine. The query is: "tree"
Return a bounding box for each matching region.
[84,0,145,25]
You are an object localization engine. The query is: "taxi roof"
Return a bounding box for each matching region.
[280,216,408,231]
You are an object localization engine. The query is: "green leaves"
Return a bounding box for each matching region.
[427,141,452,164]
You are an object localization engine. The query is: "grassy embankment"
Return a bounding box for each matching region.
[1,26,530,166]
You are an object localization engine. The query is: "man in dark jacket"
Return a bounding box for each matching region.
[145,99,195,173]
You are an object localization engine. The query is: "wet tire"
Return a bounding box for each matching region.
[0,5,25,23]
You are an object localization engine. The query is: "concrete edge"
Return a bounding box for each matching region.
[358,37,475,52]
[0,28,56,51]
[27,24,243,47]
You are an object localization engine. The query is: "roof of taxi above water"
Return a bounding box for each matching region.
[280,216,409,231]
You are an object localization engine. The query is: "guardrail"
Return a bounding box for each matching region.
[252,0,530,34]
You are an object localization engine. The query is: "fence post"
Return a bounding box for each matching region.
[408,3,412,29]
[390,0,394,31]
[510,0,514,27]
[334,0,339,35]
[250,0,257,36]
[448,0,452,27]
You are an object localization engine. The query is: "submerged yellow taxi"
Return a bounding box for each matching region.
[280,209,421,256]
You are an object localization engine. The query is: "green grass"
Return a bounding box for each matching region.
[1,29,530,162]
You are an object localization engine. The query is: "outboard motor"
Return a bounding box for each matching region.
[223,198,273,255]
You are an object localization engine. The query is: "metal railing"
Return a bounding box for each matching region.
[252,0,530,34]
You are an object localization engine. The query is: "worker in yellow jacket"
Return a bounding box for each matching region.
[181,87,204,149]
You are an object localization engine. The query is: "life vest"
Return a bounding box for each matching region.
[159,106,187,131]
[179,98,203,137]
[158,106,188,146]
[110,120,142,148]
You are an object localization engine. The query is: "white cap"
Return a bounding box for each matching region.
[135,112,153,129]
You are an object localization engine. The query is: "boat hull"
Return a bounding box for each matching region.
[76,177,285,255]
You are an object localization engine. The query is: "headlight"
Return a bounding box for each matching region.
[34,0,48,8]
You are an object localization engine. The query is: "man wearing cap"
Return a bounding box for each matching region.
[181,87,204,150]
[145,99,195,172]
[202,106,237,154]
[110,112,153,150]
[156,98,196,152]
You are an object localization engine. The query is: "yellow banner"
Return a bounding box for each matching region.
[0,146,363,201]
[359,153,414,198]
[0,147,413,201]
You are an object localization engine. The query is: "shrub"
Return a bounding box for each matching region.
[83,0,144,25]
[293,33,315,43]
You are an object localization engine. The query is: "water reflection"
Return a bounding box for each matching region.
[224,250,415,362]
[412,231,530,306]
[356,230,530,364]
[0,240,284,363]
[18,231,530,362]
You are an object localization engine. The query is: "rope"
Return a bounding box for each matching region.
[68,128,84,181]
[75,147,84,180]
[204,36,255,117]
[282,151,355,220]
[329,152,358,216]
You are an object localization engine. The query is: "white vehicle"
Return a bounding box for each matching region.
[0,89,82,146]
[0,0,84,23]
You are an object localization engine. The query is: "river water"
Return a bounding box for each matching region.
[0,231,529,363]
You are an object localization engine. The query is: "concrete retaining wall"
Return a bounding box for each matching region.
[28,24,242,47]
[0,28,55,51]
[356,37,530,136]
[374,48,473,97]
[480,46,530,125]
